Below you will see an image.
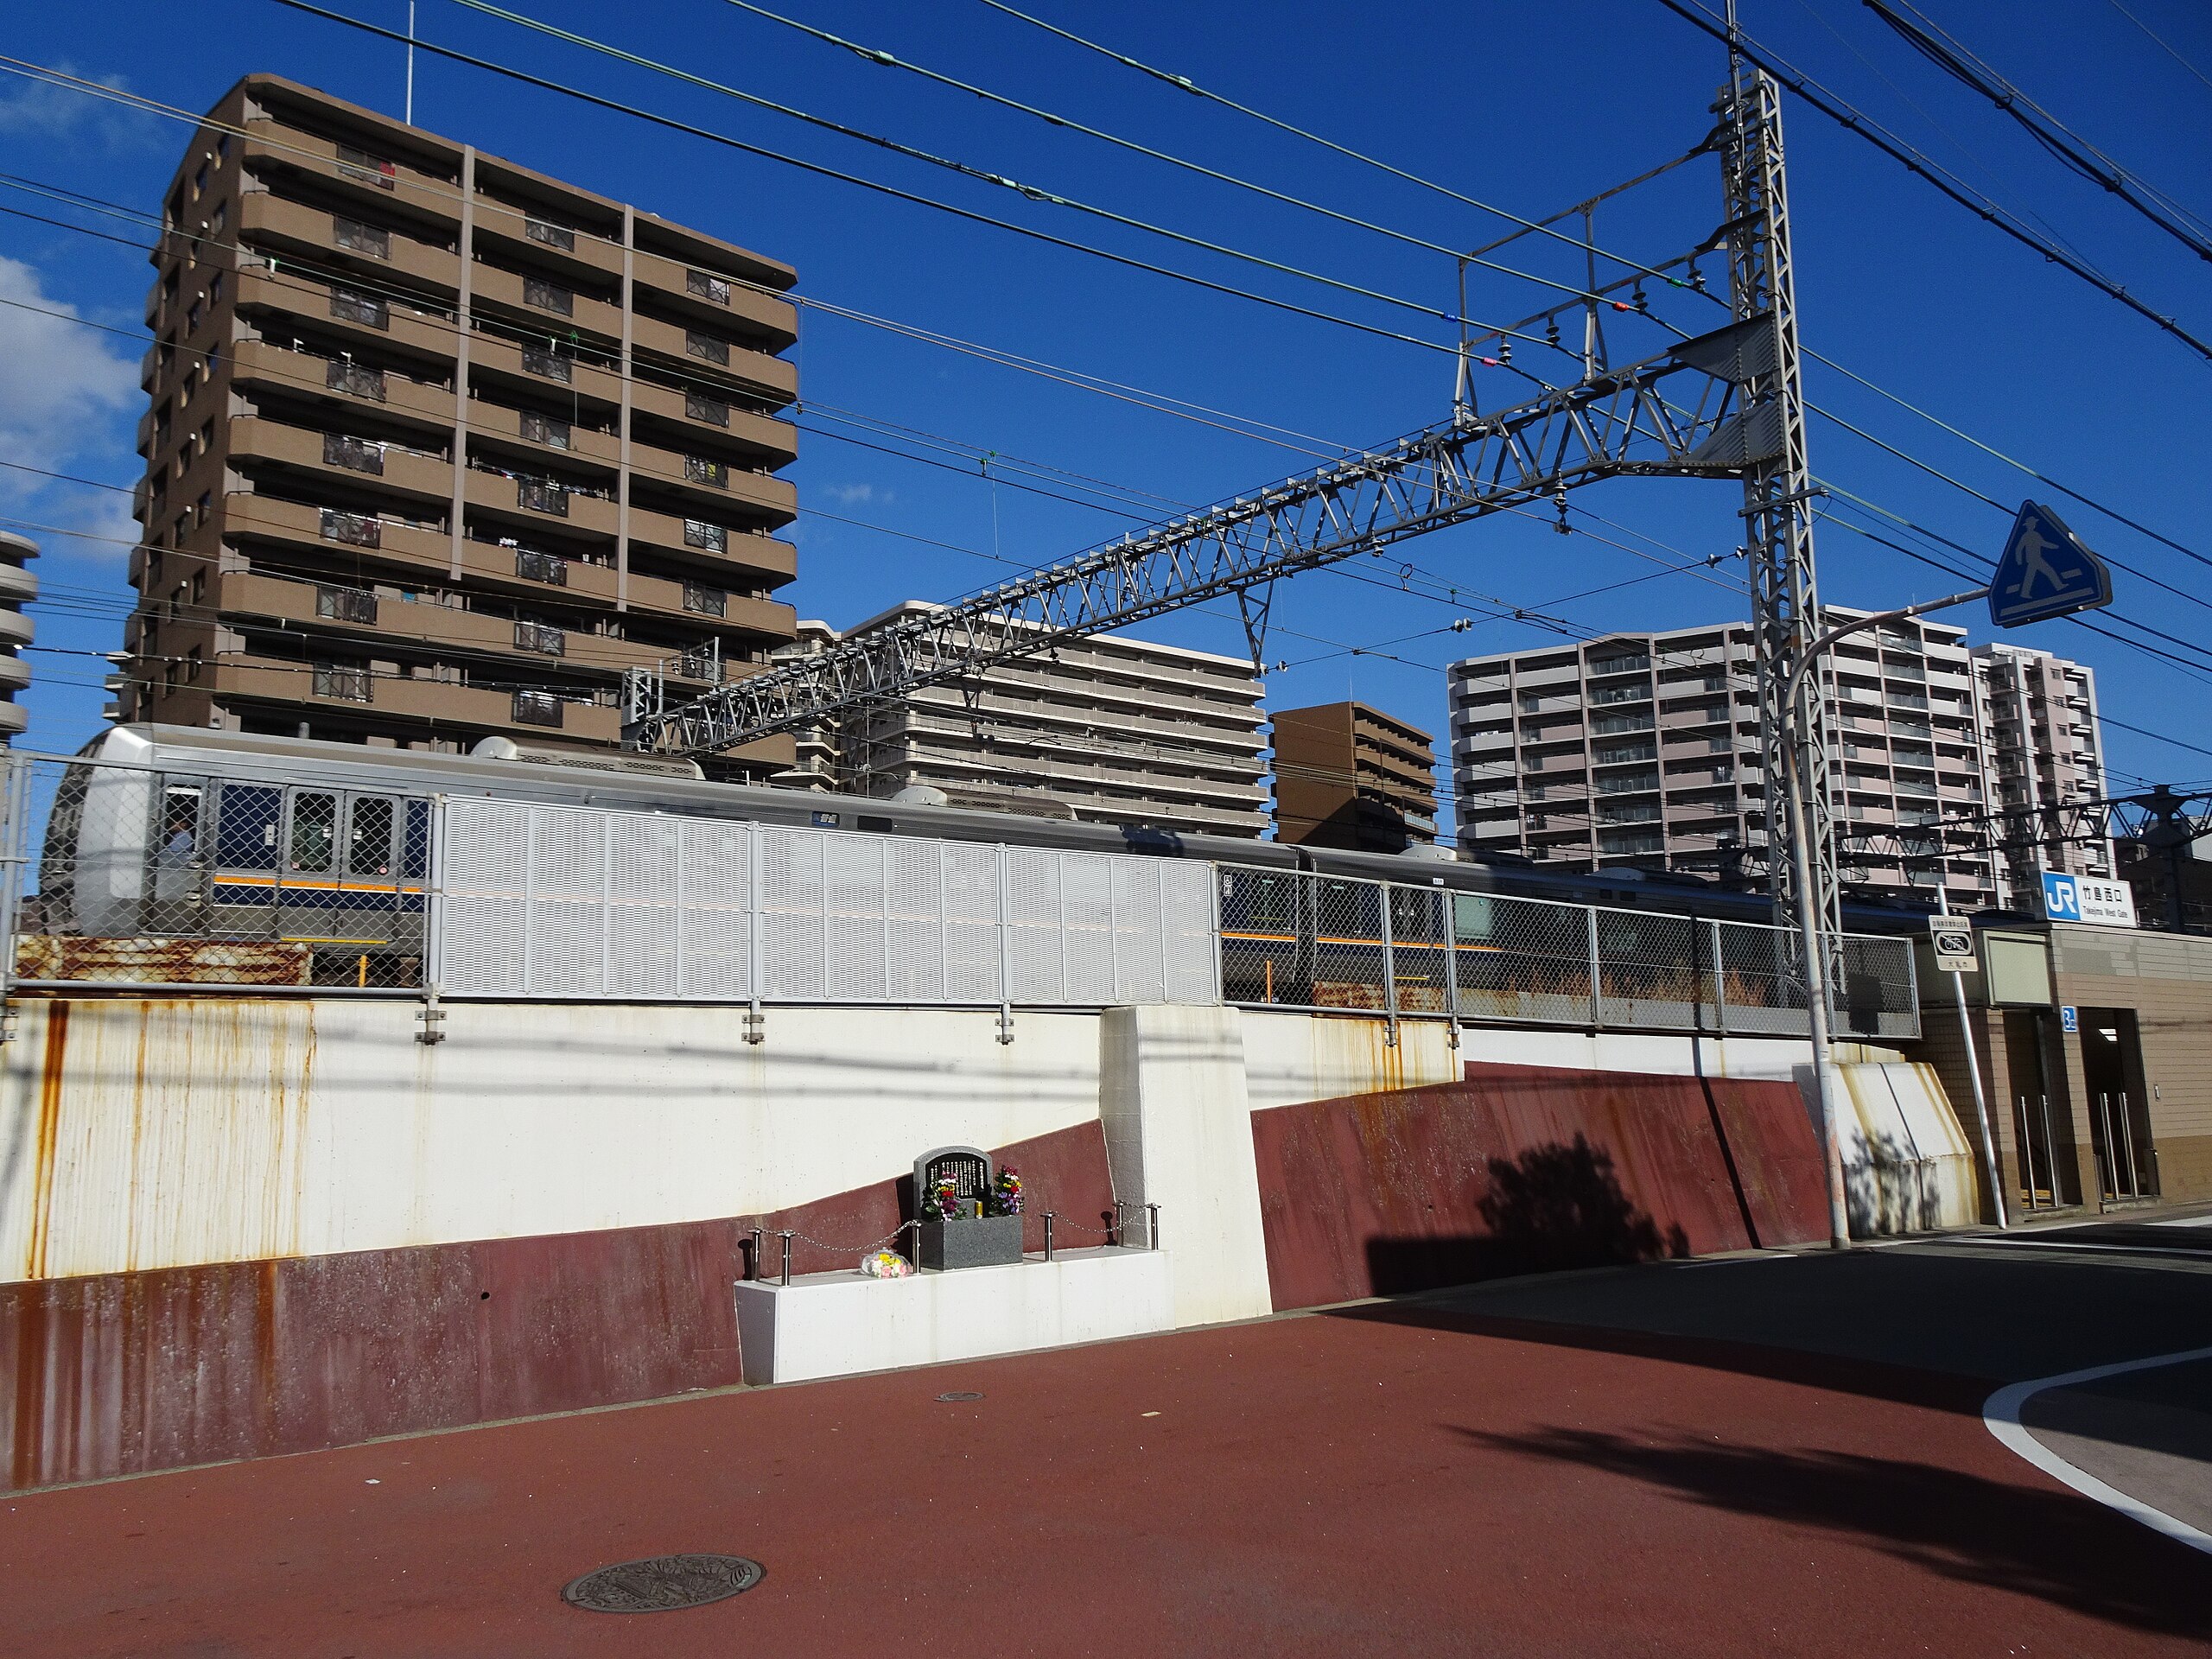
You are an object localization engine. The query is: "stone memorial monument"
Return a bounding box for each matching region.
[913,1145,1025,1269]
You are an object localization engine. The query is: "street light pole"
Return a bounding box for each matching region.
[1779,586,1987,1249]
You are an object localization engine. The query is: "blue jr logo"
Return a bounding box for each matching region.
[2042,872,2081,921]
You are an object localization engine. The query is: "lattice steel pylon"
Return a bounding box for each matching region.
[1721,63,1839,938]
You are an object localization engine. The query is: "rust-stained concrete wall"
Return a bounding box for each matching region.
[0,1119,1111,1493]
[0,999,1116,1285]
[1249,1062,1830,1311]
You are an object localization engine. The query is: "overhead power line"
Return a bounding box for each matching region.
[283,3,1564,364]
[1653,0,2212,363]
[2104,0,2212,95]
[717,0,1695,300]
[1864,0,2212,263]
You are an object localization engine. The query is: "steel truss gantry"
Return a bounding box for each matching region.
[623,71,1835,946]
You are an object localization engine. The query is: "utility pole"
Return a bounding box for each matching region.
[1721,3,1848,1246]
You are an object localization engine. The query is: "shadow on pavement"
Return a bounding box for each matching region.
[1457,1422,2212,1640]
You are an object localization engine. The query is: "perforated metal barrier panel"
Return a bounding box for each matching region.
[433,798,1220,1006]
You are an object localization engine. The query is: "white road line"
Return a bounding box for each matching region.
[1984,1347,2212,1557]
[1955,1238,2212,1260]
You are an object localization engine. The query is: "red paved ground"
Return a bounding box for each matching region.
[4,1304,2205,1658]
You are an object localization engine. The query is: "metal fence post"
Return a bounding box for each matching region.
[745,822,765,1045]
[1145,1203,1160,1251]
[1380,879,1399,1048]
[1708,919,1728,1036]
[779,1230,792,1287]
[1042,1211,1055,1262]
[1440,887,1461,1047]
[995,844,1014,1044]
[1586,906,1603,1029]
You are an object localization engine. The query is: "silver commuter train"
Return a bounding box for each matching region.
[36,723,1904,988]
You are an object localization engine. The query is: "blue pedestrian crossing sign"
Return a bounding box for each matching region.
[1989,500,2112,627]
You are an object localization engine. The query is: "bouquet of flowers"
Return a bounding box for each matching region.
[982,1166,1024,1217]
[919,1176,967,1221]
[859,1249,914,1278]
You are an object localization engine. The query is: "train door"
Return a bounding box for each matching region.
[147,779,209,933]
[339,792,401,945]
[277,788,341,943]
[208,781,282,937]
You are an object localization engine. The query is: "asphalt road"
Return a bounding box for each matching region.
[4,1218,2207,1657]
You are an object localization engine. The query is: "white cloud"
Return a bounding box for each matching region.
[0,65,162,149]
[822,482,891,506]
[0,255,143,555]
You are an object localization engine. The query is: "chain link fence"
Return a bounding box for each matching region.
[10,747,430,991]
[1218,865,1919,1041]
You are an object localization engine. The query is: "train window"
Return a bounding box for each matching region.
[288,791,337,874]
[156,785,202,867]
[346,796,395,877]
[400,799,431,880]
[213,785,281,870]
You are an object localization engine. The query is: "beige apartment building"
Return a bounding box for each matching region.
[773,605,1267,836]
[1972,642,2114,905]
[1451,610,2003,906]
[1269,701,1437,852]
[124,74,801,775]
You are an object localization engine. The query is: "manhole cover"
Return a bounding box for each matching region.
[937,1390,983,1402]
[562,1554,764,1614]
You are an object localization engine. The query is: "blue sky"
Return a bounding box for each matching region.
[2,0,2208,828]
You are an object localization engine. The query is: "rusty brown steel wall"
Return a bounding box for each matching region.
[0,1120,1110,1493]
[1250,1062,1828,1312]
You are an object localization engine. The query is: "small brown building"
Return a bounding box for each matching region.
[1270,702,1437,852]
[1914,919,2212,1218]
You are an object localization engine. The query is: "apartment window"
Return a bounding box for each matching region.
[520,346,572,383]
[515,547,568,586]
[1588,652,1650,675]
[684,329,731,366]
[320,507,382,549]
[517,477,569,516]
[523,277,574,317]
[327,359,386,401]
[683,454,728,489]
[512,690,563,728]
[682,518,727,553]
[686,268,732,305]
[513,620,565,656]
[334,143,397,188]
[210,202,227,238]
[315,584,379,624]
[323,432,385,475]
[194,162,208,199]
[333,216,391,258]
[187,300,203,333]
[189,570,205,605]
[1591,682,1649,706]
[187,646,202,682]
[311,664,372,703]
[682,582,728,618]
[519,410,572,450]
[330,285,389,329]
[524,217,575,252]
[684,390,730,427]
[195,490,212,526]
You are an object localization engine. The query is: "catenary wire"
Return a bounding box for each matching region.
[1653,0,2212,362]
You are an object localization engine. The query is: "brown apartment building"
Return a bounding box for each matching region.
[125,74,801,774]
[1270,701,1437,852]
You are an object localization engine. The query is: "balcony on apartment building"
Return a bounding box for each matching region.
[226,415,453,510]
[239,124,461,234]
[238,191,462,298]
[232,266,462,369]
[627,378,797,469]
[200,652,623,741]
[629,313,797,404]
[229,339,455,431]
[631,248,798,347]
[624,507,796,585]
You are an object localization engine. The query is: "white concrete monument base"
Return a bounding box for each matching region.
[730,1246,1175,1386]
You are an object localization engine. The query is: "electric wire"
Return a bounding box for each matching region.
[970,0,1715,289]
[1865,0,2212,261]
[1655,0,2212,362]
[2104,0,2212,95]
[256,8,1563,365]
[0,48,1462,364]
[715,0,1689,303]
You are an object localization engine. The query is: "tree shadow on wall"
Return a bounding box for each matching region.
[1455,1423,2212,1639]
[1363,1134,1690,1294]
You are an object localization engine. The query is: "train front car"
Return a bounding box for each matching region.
[30,728,433,988]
